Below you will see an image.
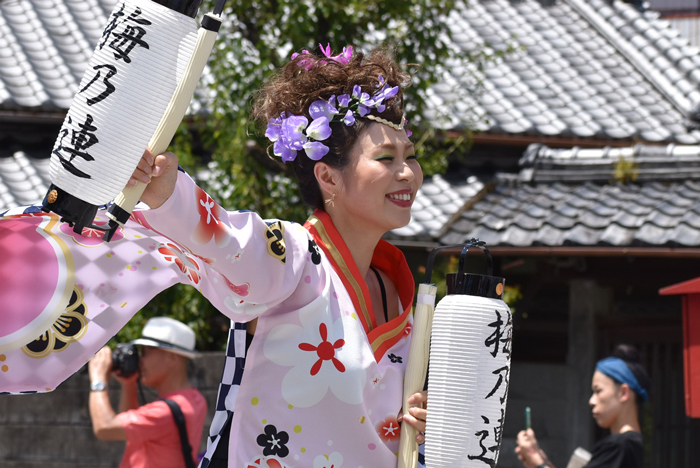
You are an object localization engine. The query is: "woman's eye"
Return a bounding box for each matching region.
[375,155,394,161]
[407,154,419,160]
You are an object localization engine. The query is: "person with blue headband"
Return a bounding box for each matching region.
[515,344,651,468]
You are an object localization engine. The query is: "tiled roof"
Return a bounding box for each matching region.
[0,151,51,209]
[519,142,700,183]
[3,0,700,144]
[435,0,700,143]
[439,143,700,247]
[0,0,118,111]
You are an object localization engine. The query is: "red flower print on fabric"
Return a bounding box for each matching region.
[224,276,250,297]
[157,242,201,285]
[192,186,230,247]
[193,253,215,265]
[376,415,401,442]
[403,323,412,336]
[246,456,289,468]
[298,323,346,376]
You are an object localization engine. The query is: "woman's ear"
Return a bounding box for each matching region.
[618,383,632,403]
[314,162,342,199]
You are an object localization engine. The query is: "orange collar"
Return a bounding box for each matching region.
[304,209,415,362]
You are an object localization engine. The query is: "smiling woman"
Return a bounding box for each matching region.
[128,45,428,468]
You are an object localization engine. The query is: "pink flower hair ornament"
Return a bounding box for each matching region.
[266,44,411,163]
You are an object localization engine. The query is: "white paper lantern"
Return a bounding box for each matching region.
[424,244,513,468]
[43,0,199,224]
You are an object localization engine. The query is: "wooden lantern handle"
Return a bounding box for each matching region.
[398,283,437,468]
[107,14,220,223]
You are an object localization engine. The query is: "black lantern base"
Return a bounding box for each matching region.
[41,184,120,240]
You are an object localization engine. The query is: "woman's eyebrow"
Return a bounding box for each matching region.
[375,142,415,152]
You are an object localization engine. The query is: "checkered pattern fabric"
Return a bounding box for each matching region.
[198,322,247,468]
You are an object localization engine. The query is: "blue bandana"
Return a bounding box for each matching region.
[596,357,649,403]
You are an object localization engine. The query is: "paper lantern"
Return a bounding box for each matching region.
[425,241,512,467]
[398,240,512,468]
[41,0,218,238]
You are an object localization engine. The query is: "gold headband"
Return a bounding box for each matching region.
[365,114,406,131]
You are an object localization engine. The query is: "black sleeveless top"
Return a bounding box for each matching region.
[370,266,389,323]
[586,431,644,468]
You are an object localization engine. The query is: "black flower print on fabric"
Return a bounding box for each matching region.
[22,286,88,359]
[388,353,402,363]
[256,424,289,457]
[308,239,321,265]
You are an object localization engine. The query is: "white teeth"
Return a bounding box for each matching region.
[388,193,411,201]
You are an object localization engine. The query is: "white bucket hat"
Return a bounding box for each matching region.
[131,317,198,359]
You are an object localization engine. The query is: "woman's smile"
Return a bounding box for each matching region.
[386,189,413,207]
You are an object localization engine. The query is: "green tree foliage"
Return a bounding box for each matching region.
[116,0,494,350]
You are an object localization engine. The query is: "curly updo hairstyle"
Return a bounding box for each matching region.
[252,47,411,210]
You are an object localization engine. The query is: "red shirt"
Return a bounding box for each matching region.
[117,388,207,468]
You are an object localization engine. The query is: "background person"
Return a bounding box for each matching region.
[515,344,651,468]
[88,317,207,468]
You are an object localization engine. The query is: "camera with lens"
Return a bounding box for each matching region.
[112,343,139,378]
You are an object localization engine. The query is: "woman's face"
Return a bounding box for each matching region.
[336,122,423,234]
[589,370,624,429]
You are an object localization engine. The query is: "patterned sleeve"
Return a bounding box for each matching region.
[142,171,310,320]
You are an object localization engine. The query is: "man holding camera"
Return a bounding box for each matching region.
[87,317,207,468]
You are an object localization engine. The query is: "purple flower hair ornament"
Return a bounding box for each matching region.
[273,139,297,163]
[343,110,355,126]
[303,141,330,160]
[338,94,351,107]
[281,115,309,150]
[306,116,332,141]
[309,99,338,121]
[267,46,409,162]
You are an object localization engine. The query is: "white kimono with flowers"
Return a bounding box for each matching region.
[144,172,418,468]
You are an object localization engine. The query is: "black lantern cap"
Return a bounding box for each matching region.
[424,238,505,300]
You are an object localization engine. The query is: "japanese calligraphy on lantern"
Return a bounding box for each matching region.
[467,307,513,467]
[424,295,514,467]
[48,0,199,206]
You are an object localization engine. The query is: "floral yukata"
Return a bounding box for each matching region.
[143,172,416,468]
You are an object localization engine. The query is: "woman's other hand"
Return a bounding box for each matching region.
[515,428,547,468]
[127,150,179,209]
[398,390,428,444]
